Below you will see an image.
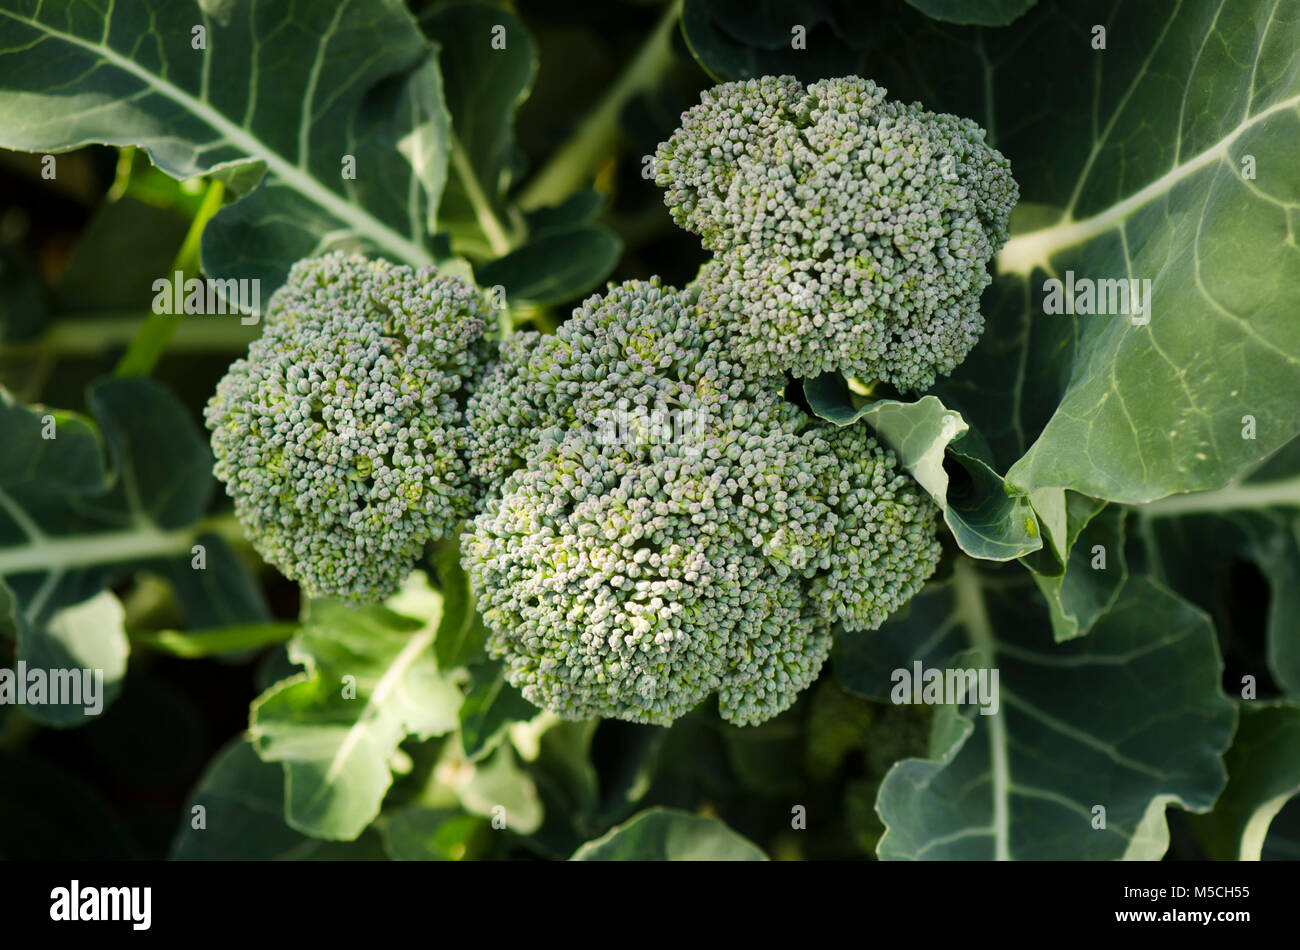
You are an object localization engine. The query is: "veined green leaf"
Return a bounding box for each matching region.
[0,0,452,292]
[1189,701,1300,860]
[570,807,767,861]
[870,1,1300,503]
[846,560,1235,859]
[0,378,262,726]
[248,598,462,841]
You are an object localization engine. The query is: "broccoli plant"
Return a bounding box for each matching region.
[0,0,1298,881]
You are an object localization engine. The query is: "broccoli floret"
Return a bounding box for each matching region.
[656,75,1018,390]
[205,251,492,602]
[462,279,940,727]
[805,422,942,631]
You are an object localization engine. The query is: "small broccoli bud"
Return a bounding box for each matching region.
[463,278,940,727]
[656,75,1019,390]
[205,251,492,602]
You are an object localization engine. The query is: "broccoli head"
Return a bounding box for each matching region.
[205,251,492,602]
[462,279,941,726]
[655,75,1018,390]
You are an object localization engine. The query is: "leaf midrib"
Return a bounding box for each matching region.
[320,620,439,786]
[998,90,1300,276]
[953,557,1010,860]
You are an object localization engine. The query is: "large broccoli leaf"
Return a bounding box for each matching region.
[836,560,1236,859]
[0,0,452,293]
[0,378,265,726]
[850,0,1300,504]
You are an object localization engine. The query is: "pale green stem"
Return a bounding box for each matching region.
[517,0,682,211]
[952,556,1011,861]
[1,314,260,357]
[450,134,514,257]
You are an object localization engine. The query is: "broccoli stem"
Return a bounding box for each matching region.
[0,313,260,356]
[129,621,298,659]
[450,132,516,257]
[113,178,227,378]
[516,0,682,211]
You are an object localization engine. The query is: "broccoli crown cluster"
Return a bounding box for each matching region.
[205,251,491,602]
[463,279,940,726]
[655,75,1018,390]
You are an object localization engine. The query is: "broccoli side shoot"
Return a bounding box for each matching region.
[205,251,492,602]
[656,75,1018,390]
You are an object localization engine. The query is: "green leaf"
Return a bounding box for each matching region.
[867,2,1300,503]
[476,225,621,306]
[430,541,484,670]
[1189,701,1300,860]
[153,531,272,630]
[524,189,607,236]
[0,0,451,292]
[171,738,387,860]
[423,1,537,241]
[377,804,486,861]
[1022,495,1127,641]
[856,561,1235,859]
[903,0,1036,27]
[1135,437,1300,694]
[0,377,248,726]
[458,659,537,761]
[14,590,128,727]
[455,742,544,834]
[804,375,1040,560]
[681,0,875,83]
[50,195,189,314]
[248,599,462,840]
[570,807,767,861]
